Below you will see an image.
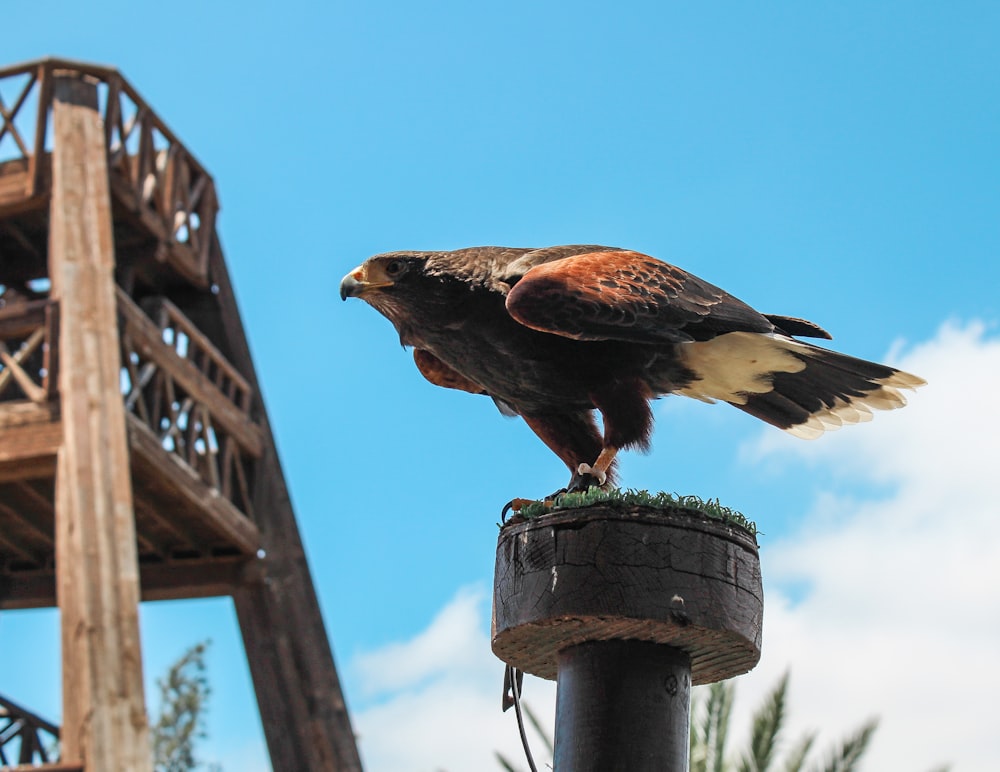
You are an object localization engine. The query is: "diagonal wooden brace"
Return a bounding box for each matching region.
[0,328,47,403]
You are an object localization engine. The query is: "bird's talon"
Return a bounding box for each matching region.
[501,497,538,522]
[575,462,607,487]
[565,466,606,494]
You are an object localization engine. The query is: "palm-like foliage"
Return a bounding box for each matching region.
[691,672,878,772]
[690,678,735,772]
[499,672,881,772]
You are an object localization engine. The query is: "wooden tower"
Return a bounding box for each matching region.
[0,58,362,771]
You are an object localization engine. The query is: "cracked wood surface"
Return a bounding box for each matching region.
[492,504,763,684]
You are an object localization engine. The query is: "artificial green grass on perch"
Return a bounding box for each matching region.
[502,486,757,536]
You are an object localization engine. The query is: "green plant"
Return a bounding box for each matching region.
[149,640,219,772]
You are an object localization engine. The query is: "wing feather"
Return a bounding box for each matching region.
[505,250,774,343]
[413,349,486,394]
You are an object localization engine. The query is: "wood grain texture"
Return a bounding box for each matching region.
[492,505,763,684]
[0,401,60,479]
[49,73,152,772]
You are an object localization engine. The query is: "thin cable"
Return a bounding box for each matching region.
[508,665,538,772]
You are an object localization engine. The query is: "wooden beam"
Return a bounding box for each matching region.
[0,497,49,574]
[0,399,58,428]
[140,556,259,601]
[127,413,260,555]
[0,401,61,479]
[0,455,56,483]
[0,557,257,610]
[0,299,48,336]
[0,418,60,459]
[0,570,55,609]
[0,218,44,260]
[48,72,152,772]
[213,233,363,770]
[0,164,31,210]
[28,62,52,198]
[0,497,53,545]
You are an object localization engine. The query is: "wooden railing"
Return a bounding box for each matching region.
[0,57,217,284]
[0,289,258,523]
[0,297,57,406]
[0,692,61,767]
[117,289,261,519]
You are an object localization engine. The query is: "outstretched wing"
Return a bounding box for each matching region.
[505,250,774,344]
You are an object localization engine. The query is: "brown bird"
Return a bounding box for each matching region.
[340,245,924,494]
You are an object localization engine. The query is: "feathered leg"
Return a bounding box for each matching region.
[501,410,605,518]
[575,378,654,488]
[521,410,608,485]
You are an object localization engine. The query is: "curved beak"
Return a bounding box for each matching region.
[340,270,365,301]
[340,263,394,301]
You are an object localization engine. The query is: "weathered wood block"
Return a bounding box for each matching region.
[492,504,763,685]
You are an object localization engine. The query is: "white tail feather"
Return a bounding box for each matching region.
[674,332,807,405]
[675,331,925,439]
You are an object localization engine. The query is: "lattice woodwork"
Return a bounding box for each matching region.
[0,57,362,772]
[1,58,217,287]
[0,295,57,405]
[0,693,62,767]
[118,288,260,518]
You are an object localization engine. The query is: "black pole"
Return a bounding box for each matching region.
[554,640,691,772]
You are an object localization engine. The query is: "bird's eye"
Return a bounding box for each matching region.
[385,259,407,277]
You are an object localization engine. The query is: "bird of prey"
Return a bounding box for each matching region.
[340,245,924,494]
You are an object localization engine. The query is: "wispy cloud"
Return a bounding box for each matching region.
[735,319,1000,770]
[350,320,999,772]
[351,585,556,772]
[353,586,493,699]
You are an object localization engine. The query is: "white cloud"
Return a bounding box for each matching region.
[734,319,1000,771]
[353,586,491,699]
[350,320,1000,772]
[351,585,556,772]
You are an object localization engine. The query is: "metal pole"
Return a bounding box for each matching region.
[554,640,691,772]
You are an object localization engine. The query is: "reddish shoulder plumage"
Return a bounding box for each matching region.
[505,249,772,343]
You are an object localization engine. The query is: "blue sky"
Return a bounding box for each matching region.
[2,2,998,769]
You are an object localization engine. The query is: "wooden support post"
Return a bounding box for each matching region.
[49,72,152,772]
[232,443,364,772]
[210,239,362,771]
[493,505,763,771]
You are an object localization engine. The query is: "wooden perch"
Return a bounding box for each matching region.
[492,502,763,770]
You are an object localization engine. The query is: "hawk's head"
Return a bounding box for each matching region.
[340,253,425,299]
[340,252,433,323]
